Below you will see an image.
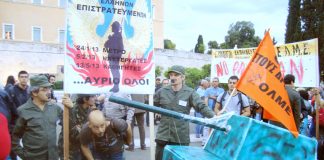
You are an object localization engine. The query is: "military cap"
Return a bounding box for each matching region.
[30,75,52,88]
[168,65,185,75]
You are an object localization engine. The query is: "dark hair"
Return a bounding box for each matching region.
[6,75,15,85]
[298,90,309,100]
[284,74,295,84]
[76,94,93,104]
[156,78,161,81]
[18,70,28,77]
[228,75,239,82]
[48,75,55,80]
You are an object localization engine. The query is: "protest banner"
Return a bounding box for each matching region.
[211,39,319,87]
[64,0,154,94]
[235,31,298,136]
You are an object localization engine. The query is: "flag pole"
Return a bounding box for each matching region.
[316,103,319,140]
[219,88,237,114]
[63,93,70,160]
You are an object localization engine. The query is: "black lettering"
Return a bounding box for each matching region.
[102,77,108,84]
[84,77,92,84]
[285,106,291,116]
[124,78,131,84]
[269,65,277,73]
[93,77,100,84]
[267,90,276,100]
[275,96,286,108]
[259,83,269,92]
[139,79,145,85]
[259,57,268,66]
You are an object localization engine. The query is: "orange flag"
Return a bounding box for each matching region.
[235,31,298,137]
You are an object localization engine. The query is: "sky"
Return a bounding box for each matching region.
[164,0,289,51]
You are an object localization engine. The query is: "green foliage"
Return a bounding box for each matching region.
[184,68,204,88]
[53,81,63,90]
[164,39,176,50]
[221,21,261,49]
[194,35,205,54]
[155,66,162,77]
[201,64,211,78]
[285,0,302,43]
[207,41,219,54]
[286,0,324,72]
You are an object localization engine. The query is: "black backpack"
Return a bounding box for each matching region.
[219,92,244,115]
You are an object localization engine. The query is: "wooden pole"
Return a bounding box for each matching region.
[63,94,70,160]
[316,105,319,140]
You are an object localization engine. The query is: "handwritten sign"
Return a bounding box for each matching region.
[211,39,319,87]
[64,0,154,94]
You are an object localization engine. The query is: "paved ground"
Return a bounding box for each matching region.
[124,121,204,160]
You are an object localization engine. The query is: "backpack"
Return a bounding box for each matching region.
[219,92,244,115]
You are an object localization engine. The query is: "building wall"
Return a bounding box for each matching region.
[0,0,65,43]
[0,0,163,47]
[0,41,210,84]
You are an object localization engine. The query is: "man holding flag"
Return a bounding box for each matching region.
[235,31,299,136]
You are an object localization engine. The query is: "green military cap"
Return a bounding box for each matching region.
[168,65,185,75]
[30,75,52,88]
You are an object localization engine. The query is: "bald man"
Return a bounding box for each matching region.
[80,110,131,160]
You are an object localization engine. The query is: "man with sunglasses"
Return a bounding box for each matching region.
[11,75,72,160]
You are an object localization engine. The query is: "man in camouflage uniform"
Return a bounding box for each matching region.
[11,75,72,160]
[58,94,97,160]
[154,65,215,160]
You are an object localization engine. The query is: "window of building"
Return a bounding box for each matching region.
[32,0,42,5]
[2,24,14,40]
[59,29,65,43]
[32,27,42,42]
[58,0,66,8]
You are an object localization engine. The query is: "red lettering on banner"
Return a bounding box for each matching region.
[216,61,228,77]
[233,61,245,76]
[290,58,304,83]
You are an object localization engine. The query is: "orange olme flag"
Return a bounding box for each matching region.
[235,31,298,137]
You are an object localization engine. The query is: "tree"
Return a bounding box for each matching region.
[185,68,204,88]
[201,64,211,78]
[164,39,176,50]
[207,41,219,54]
[155,66,163,78]
[285,0,302,43]
[194,35,205,54]
[286,0,324,72]
[221,21,261,49]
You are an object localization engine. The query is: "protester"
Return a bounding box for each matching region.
[269,74,301,131]
[80,110,131,160]
[214,75,250,117]
[11,75,72,160]
[161,79,170,87]
[0,88,13,127]
[126,94,147,151]
[4,75,15,93]
[195,79,208,139]
[203,77,224,145]
[100,92,134,124]
[155,77,162,92]
[154,65,215,160]
[313,87,324,108]
[48,75,57,102]
[58,94,97,160]
[7,70,30,160]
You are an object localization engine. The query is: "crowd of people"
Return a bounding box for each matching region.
[0,66,324,160]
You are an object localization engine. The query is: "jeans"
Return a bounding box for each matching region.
[93,151,123,160]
